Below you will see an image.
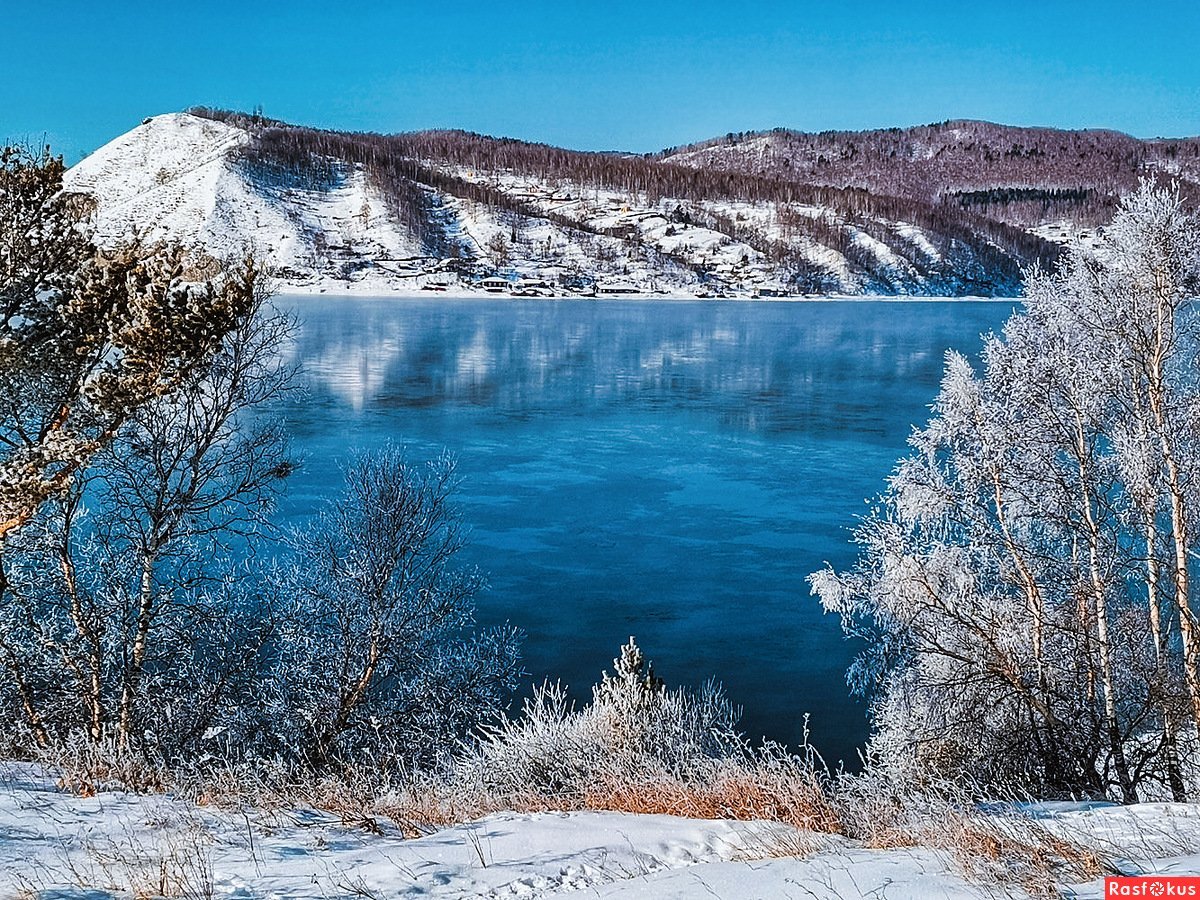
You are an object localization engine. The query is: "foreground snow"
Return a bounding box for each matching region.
[2,765,1198,899]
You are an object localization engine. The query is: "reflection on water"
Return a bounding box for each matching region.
[276,297,1015,765]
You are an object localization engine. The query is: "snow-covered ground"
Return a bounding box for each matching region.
[3,764,1199,899]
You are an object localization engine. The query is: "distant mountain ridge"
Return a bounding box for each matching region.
[60,110,1200,297]
[660,120,1200,225]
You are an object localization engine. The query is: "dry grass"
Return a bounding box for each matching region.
[830,781,1118,899]
[729,821,840,861]
[57,814,216,900]
[29,731,1134,899]
[42,736,168,797]
[932,811,1114,899]
[166,745,842,845]
[581,764,840,833]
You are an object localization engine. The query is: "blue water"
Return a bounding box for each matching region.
[274,297,1015,767]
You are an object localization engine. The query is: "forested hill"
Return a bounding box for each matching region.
[661,120,1200,226]
[62,109,1200,297]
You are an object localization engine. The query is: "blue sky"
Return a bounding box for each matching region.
[5,0,1199,163]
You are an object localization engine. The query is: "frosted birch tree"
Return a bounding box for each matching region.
[0,296,295,757]
[812,181,1200,801]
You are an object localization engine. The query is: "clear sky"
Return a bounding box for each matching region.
[5,0,1199,164]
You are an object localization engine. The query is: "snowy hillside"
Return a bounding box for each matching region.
[62,112,1073,297]
[64,114,425,294]
[3,764,1199,899]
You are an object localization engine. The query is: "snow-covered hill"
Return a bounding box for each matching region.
[3,764,1199,898]
[64,114,425,294]
[63,113,1065,297]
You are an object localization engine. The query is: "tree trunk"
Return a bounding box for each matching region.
[58,526,105,742]
[1146,359,1200,736]
[118,553,158,749]
[312,633,381,768]
[1074,420,1137,803]
[1144,512,1187,800]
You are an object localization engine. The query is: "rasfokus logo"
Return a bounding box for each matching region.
[1107,877,1200,896]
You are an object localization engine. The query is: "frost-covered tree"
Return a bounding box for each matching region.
[268,448,523,770]
[0,145,260,545]
[812,181,1200,801]
[486,231,511,268]
[0,296,295,756]
[0,144,263,751]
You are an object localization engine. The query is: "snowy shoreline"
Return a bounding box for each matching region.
[3,762,1197,899]
[272,284,1019,303]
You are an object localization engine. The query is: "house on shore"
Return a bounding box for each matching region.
[596,281,640,295]
[513,277,552,297]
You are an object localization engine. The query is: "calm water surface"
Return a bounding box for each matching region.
[275,297,1015,766]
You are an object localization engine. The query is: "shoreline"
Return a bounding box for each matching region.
[273,285,1021,304]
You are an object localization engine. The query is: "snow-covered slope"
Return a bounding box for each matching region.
[3,765,1200,899]
[64,114,424,293]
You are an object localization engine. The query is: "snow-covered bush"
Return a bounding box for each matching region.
[463,637,741,796]
[447,636,839,827]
